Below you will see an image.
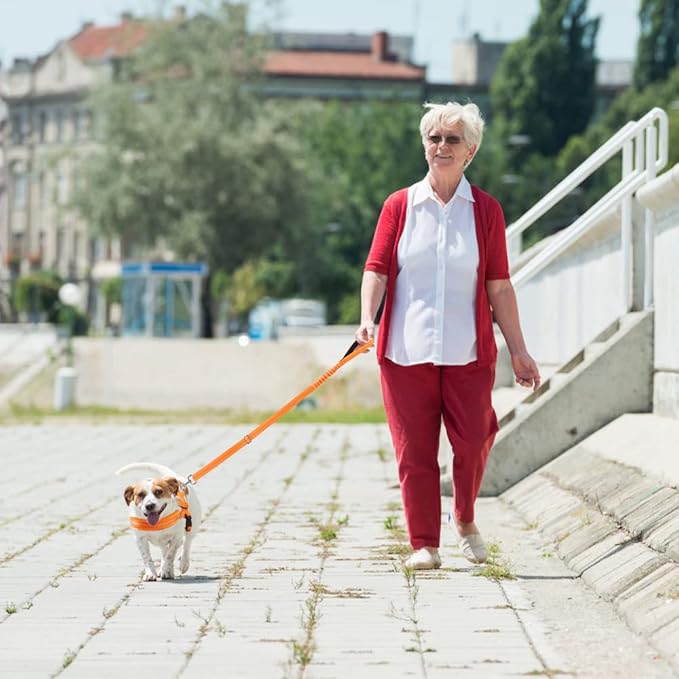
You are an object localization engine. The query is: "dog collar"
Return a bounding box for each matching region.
[129,490,193,532]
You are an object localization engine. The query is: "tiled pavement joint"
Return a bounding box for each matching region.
[180,430,322,677]
[284,433,350,678]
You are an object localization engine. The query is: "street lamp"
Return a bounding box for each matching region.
[54,282,81,410]
[59,282,80,364]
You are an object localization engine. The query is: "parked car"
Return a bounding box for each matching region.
[247,298,282,340]
[280,298,326,327]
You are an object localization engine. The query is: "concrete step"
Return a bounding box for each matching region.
[501,413,679,675]
[480,310,653,495]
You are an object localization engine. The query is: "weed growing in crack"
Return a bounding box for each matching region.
[474,542,516,581]
[384,515,399,531]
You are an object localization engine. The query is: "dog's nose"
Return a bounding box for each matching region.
[145,502,156,511]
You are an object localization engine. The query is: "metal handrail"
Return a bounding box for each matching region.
[508,107,669,312]
[513,167,643,289]
[506,107,668,255]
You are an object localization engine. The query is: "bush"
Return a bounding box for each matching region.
[56,306,90,336]
[99,277,122,305]
[12,271,63,321]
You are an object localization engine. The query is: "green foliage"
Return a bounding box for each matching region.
[301,100,425,320]
[12,271,63,320]
[99,277,122,305]
[635,0,679,89]
[56,306,90,336]
[227,260,265,316]
[556,65,679,211]
[337,293,361,325]
[210,269,231,301]
[491,0,600,156]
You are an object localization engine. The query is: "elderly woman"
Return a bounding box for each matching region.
[355,101,540,570]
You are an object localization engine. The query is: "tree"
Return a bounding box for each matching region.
[635,0,679,89]
[491,0,600,157]
[72,4,316,275]
[301,100,426,322]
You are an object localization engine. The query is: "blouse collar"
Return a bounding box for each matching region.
[414,174,474,206]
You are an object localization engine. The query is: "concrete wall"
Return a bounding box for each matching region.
[513,210,624,365]
[512,163,679,418]
[637,164,679,418]
[72,330,382,412]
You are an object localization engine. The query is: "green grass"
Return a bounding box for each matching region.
[0,403,387,425]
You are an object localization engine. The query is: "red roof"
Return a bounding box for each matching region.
[265,50,424,80]
[69,22,149,61]
[67,21,424,81]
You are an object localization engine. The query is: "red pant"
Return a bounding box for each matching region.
[380,359,498,549]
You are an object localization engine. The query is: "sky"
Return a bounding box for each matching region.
[0,0,640,83]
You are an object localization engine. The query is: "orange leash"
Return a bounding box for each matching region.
[186,338,374,486]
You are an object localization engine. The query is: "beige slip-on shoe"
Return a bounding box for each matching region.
[458,533,488,564]
[405,547,442,570]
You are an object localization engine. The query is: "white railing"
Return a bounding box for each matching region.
[508,107,668,314]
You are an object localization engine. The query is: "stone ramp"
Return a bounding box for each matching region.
[0,423,675,678]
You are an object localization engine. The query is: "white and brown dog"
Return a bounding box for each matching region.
[116,463,202,581]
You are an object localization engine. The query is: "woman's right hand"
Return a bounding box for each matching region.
[355,321,375,344]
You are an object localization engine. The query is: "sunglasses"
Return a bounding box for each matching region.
[426,134,464,145]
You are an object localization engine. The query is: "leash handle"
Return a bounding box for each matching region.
[343,294,385,358]
[190,338,374,483]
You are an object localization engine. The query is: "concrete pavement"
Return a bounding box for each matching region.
[0,423,676,678]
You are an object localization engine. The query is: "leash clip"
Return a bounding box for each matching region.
[181,474,196,491]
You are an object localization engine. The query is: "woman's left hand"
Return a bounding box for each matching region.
[511,352,541,391]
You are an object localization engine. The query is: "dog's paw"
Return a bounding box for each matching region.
[160,570,175,580]
[143,570,159,582]
[180,556,190,574]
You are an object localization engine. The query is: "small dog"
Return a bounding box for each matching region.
[116,463,202,581]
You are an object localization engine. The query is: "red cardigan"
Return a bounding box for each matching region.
[364,184,510,366]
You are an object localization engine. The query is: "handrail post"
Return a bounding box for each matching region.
[507,231,521,263]
[621,140,634,314]
[644,123,658,309]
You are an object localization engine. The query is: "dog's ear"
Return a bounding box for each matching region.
[164,477,180,495]
[124,485,135,506]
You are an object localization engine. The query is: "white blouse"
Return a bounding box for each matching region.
[385,174,479,366]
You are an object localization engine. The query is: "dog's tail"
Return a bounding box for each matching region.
[115,462,185,482]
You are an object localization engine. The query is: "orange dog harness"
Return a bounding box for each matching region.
[129,490,192,532]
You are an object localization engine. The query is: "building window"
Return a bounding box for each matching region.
[81,110,94,139]
[39,111,48,142]
[13,172,28,210]
[72,110,81,140]
[56,228,65,269]
[56,166,68,205]
[55,109,64,143]
[38,172,47,207]
[11,232,25,259]
[72,231,81,277]
[11,114,23,144]
[56,50,66,81]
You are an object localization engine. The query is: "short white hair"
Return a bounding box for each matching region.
[419,101,485,151]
